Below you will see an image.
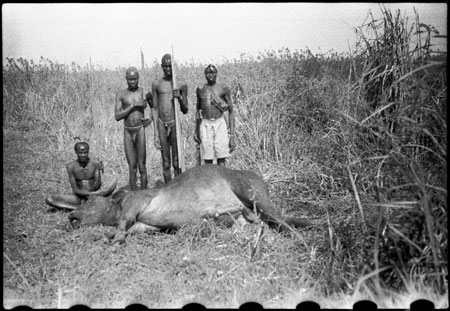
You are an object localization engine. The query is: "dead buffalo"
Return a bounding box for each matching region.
[68,165,312,244]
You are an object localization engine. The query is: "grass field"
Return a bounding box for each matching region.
[3,7,447,309]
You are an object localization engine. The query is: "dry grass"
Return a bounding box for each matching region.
[3,7,447,309]
[3,127,446,308]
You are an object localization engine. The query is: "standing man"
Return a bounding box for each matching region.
[45,142,117,211]
[115,67,151,190]
[195,64,235,166]
[151,54,188,183]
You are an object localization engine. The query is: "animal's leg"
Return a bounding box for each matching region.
[228,170,285,225]
[246,186,285,226]
[214,212,251,228]
[111,218,132,245]
[127,222,160,235]
[212,204,245,220]
[236,173,312,229]
[285,217,312,228]
[240,208,261,223]
[234,213,250,227]
[111,191,151,244]
[111,204,138,244]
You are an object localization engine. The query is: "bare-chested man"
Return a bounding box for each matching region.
[46,142,116,211]
[195,64,235,166]
[115,67,152,190]
[152,54,188,183]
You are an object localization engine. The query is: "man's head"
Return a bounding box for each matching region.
[161,54,172,77]
[125,67,139,90]
[74,142,89,165]
[204,64,218,84]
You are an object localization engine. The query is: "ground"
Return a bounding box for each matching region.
[3,127,317,308]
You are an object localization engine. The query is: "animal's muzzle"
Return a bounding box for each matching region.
[68,211,81,229]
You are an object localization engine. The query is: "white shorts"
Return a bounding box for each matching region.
[200,117,230,160]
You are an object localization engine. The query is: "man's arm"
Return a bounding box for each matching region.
[194,87,202,144]
[224,86,236,152]
[114,92,133,121]
[93,162,102,191]
[146,91,153,108]
[179,84,189,114]
[151,82,161,149]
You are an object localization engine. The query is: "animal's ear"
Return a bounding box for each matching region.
[111,189,128,204]
[111,184,130,203]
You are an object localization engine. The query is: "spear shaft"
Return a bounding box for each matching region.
[171,45,185,172]
[141,47,151,173]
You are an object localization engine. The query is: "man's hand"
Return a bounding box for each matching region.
[194,133,201,145]
[154,136,161,150]
[173,89,182,101]
[95,177,118,195]
[142,117,152,128]
[145,92,153,108]
[229,135,236,153]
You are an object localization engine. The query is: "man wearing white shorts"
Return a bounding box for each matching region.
[195,64,235,166]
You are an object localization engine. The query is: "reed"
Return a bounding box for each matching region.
[3,6,446,308]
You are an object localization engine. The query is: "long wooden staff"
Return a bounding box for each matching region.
[141,47,152,174]
[171,45,185,172]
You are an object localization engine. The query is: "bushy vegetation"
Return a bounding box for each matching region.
[3,7,446,308]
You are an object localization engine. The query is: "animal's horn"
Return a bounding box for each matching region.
[95,178,118,197]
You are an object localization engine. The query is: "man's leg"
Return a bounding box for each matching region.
[214,118,231,167]
[170,128,181,177]
[46,194,82,211]
[124,129,138,191]
[161,148,171,183]
[158,123,172,183]
[200,120,215,165]
[136,127,148,189]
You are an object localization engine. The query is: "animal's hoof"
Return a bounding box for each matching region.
[112,233,125,245]
[89,232,103,242]
[112,237,125,245]
[70,219,81,229]
[46,207,58,213]
[102,231,115,244]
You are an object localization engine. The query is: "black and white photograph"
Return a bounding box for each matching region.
[3,3,447,309]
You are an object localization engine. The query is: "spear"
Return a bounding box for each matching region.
[141,47,151,173]
[171,45,185,172]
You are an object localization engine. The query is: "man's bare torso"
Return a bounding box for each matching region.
[198,84,227,120]
[118,87,145,127]
[68,160,99,192]
[153,78,176,123]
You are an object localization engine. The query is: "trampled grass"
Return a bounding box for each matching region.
[3,7,447,309]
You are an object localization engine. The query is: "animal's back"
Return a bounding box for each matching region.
[138,165,245,228]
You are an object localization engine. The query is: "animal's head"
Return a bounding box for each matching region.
[68,189,128,229]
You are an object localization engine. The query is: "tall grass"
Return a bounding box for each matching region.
[338,6,447,292]
[3,6,447,308]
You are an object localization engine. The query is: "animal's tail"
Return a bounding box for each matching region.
[285,217,312,228]
[265,216,312,233]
